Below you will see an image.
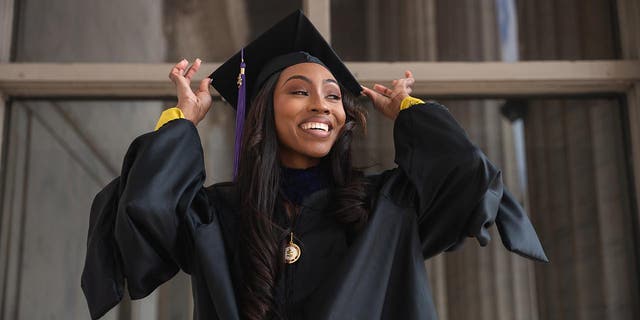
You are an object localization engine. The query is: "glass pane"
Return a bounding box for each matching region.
[516,0,618,60]
[14,0,167,63]
[521,97,637,319]
[2,100,161,319]
[331,0,502,62]
[1,99,235,319]
[13,0,620,64]
[14,0,303,63]
[331,0,619,62]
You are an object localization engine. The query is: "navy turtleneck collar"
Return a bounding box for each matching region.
[280,164,331,205]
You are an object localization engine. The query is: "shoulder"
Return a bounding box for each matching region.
[365,169,417,211]
[174,181,240,229]
[205,182,240,212]
[200,182,240,243]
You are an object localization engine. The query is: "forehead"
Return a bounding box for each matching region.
[278,63,336,82]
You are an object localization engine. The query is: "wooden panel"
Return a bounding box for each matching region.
[0,61,638,98]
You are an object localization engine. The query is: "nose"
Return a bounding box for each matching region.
[308,94,331,115]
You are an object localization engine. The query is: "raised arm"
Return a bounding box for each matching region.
[81,60,216,319]
[363,72,547,262]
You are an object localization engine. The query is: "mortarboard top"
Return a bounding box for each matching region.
[208,9,362,108]
[208,9,362,178]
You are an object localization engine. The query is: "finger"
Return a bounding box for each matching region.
[373,84,393,97]
[362,86,390,104]
[198,77,212,94]
[405,77,415,87]
[175,59,189,74]
[359,84,367,96]
[361,86,377,99]
[178,59,190,76]
[185,58,201,80]
[183,65,194,79]
[169,59,189,81]
[392,79,398,86]
[405,70,413,78]
[173,74,192,93]
[196,88,213,106]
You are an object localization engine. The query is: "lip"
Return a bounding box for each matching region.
[298,116,334,138]
[299,116,333,130]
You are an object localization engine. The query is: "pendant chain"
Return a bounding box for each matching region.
[284,204,302,264]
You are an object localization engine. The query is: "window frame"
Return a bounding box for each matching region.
[0,0,639,319]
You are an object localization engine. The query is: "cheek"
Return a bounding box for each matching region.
[273,98,299,147]
[335,107,347,132]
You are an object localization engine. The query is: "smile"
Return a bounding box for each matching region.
[300,122,330,132]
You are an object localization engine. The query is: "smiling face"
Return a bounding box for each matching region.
[273,63,346,169]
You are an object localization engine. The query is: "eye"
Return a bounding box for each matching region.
[291,90,308,96]
[327,94,342,100]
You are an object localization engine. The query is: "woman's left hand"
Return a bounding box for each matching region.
[361,70,415,120]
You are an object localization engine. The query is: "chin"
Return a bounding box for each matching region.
[303,147,332,159]
[278,138,337,167]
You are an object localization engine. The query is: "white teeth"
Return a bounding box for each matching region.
[301,122,329,132]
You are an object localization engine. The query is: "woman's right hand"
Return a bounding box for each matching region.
[169,59,213,125]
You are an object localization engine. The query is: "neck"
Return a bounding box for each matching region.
[280,163,330,205]
[278,149,321,169]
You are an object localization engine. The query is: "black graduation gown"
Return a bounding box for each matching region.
[81,102,548,320]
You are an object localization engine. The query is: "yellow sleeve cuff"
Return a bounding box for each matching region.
[400,96,425,111]
[155,107,185,131]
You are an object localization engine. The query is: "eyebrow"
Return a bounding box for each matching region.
[283,75,339,86]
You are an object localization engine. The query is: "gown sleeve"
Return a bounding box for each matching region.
[81,119,209,319]
[392,102,548,262]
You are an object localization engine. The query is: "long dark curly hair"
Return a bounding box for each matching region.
[235,70,369,320]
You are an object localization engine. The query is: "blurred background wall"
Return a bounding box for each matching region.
[0,0,638,319]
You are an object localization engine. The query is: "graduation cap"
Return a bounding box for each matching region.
[208,9,362,178]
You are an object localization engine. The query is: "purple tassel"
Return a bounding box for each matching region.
[233,49,246,180]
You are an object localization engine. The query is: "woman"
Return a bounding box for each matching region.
[82,10,547,320]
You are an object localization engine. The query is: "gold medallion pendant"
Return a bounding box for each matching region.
[284,232,301,264]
